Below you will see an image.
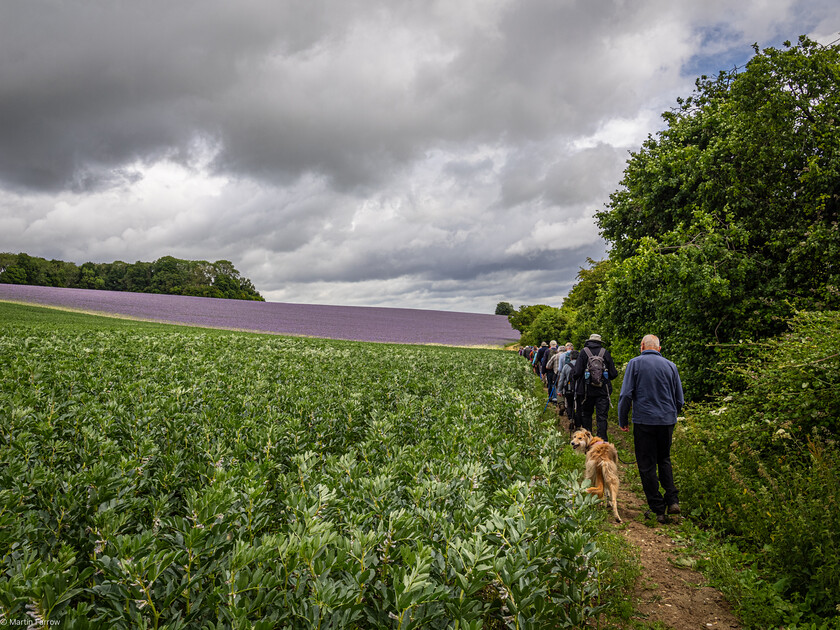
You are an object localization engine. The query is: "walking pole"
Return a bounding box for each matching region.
[543,380,556,411]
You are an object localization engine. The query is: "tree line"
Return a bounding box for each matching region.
[501,37,839,624]
[0,253,264,301]
[503,35,839,401]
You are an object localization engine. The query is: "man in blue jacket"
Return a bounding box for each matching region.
[618,334,684,523]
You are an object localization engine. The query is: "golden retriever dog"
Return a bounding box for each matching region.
[570,429,621,522]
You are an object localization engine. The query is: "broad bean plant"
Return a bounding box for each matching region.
[0,320,607,628]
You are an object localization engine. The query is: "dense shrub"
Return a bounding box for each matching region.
[519,307,572,347]
[673,311,840,625]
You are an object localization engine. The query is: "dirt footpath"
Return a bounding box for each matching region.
[608,427,742,630]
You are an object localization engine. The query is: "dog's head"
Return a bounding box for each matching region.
[570,428,593,453]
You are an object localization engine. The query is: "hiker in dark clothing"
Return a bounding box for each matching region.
[558,350,579,430]
[534,342,549,382]
[572,334,619,442]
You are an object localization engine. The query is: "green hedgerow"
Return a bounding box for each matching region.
[673,311,840,625]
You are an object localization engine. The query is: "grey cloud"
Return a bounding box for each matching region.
[262,240,607,314]
[0,0,342,191]
[543,144,629,207]
[0,0,685,192]
[494,142,628,213]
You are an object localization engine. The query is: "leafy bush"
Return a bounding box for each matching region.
[593,37,840,398]
[507,305,551,335]
[494,302,515,316]
[0,305,623,628]
[673,311,840,625]
[520,307,572,347]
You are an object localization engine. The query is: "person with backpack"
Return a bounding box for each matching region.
[534,342,549,382]
[553,342,572,373]
[560,342,573,364]
[558,349,579,430]
[618,334,684,524]
[572,334,619,442]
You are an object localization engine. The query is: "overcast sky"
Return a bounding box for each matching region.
[1,1,838,313]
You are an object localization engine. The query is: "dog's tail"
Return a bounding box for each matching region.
[600,460,620,490]
[600,460,622,523]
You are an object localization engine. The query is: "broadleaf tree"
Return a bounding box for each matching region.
[494,301,516,316]
[520,307,572,347]
[593,36,840,398]
[507,304,551,334]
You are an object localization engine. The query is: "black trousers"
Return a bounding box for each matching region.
[633,423,678,515]
[564,392,576,427]
[546,371,557,397]
[578,392,610,441]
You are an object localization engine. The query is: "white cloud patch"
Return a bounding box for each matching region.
[505,216,602,257]
[572,112,662,151]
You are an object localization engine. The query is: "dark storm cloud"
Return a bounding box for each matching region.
[0,0,347,190]
[0,0,670,192]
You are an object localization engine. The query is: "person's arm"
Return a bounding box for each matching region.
[573,350,586,380]
[559,364,570,386]
[673,365,685,413]
[607,352,619,380]
[617,360,635,429]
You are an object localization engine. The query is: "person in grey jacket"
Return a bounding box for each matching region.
[618,334,684,523]
[558,350,579,430]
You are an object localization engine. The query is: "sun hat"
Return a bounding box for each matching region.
[588,334,602,342]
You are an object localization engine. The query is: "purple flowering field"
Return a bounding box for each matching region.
[0,284,518,346]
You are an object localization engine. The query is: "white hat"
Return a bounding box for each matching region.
[589,334,602,342]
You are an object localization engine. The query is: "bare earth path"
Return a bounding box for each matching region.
[608,426,742,629]
[550,398,742,629]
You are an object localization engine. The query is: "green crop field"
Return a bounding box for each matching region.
[0,302,612,629]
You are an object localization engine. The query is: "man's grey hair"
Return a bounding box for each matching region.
[641,335,660,350]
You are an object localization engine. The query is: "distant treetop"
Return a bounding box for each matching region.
[0,253,264,301]
[494,301,515,316]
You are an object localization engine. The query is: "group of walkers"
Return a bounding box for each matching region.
[519,333,685,524]
[520,333,618,441]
